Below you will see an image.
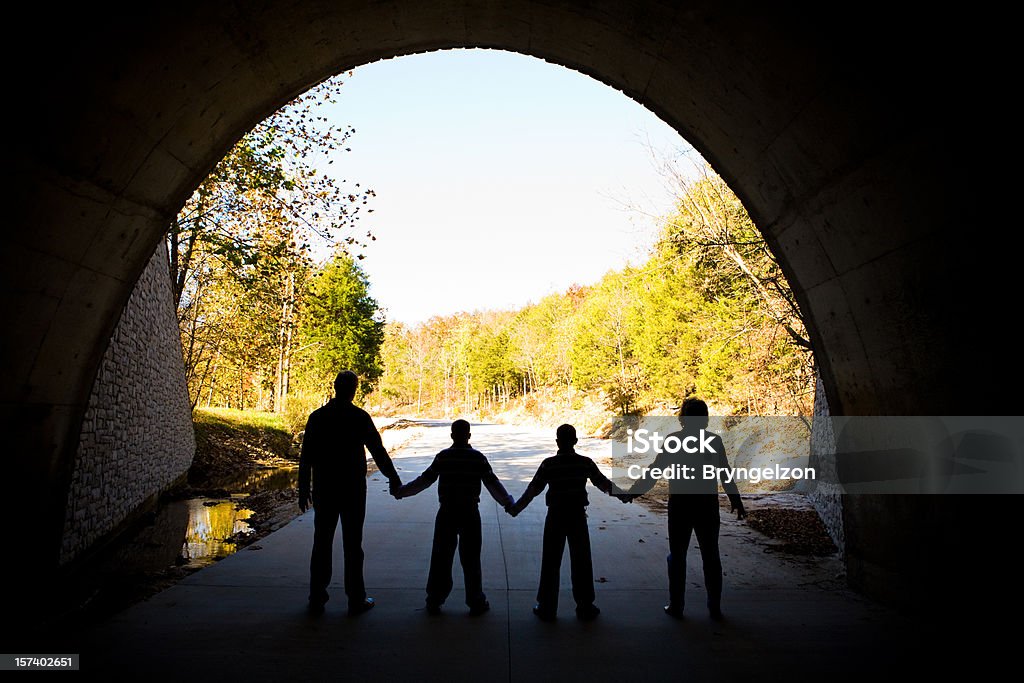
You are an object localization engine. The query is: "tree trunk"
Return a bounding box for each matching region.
[417,377,423,416]
[275,270,295,414]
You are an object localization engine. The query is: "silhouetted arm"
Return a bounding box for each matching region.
[396,461,439,499]
[509,464,547,516]
[626,448,671,496]
[587,459,625,496]
[482,468,514,508]
[298,414,317,511]
[364,415,401,484]
[716,440,745,518]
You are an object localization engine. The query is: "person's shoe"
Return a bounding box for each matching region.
[468,600,490,616]
[575,604,601,621]
[708,606,724,621]
[348,597,375,616]
[664,604,684,619]
[425,601,442,616]
[532,604,556,622]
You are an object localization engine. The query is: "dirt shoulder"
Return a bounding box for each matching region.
[189,407,297,485]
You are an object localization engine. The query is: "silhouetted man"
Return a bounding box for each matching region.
[509,424,631,621]
[394,419,513,616]
[299,370,402,616]
[628,398,745,619]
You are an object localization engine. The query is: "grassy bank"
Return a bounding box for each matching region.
[190,407,296,486]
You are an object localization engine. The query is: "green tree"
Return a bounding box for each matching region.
[295,253,385,399]
[469,326,521,405]
[631,245,703,402]
[658,166,814,415]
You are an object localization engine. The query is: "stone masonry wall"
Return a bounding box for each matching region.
[808,373,845,555]
[60,242,195,564]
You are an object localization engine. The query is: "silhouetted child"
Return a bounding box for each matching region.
[509,423,630,620]
[395,419,514,615]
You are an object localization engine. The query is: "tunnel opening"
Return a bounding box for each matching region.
[166,49,818,423]
[59,47,826,619]
[6,2,1011,641]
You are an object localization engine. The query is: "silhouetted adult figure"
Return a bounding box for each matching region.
[299,370,402,616]
[509,424,631,621]
[395,419,513,615]
[628,398,745,619]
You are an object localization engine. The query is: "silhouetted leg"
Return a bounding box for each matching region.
[426,506,458,606]
[566,509,595,607]
[537,510,568,611]
[310,500,341,604]
[692,500,722,612]
[667,496,695,609]
[339,490,367,604]
[458,507,485,607]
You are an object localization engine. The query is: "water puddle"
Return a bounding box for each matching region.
[108,466,297,573]
[179,498,255,567]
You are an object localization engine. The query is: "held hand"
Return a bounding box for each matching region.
[734,506,746,520]
[388,478,402,498]
[299,494,309,513]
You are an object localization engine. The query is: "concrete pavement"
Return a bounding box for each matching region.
[79,423,937,681]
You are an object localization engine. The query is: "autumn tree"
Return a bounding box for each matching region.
[171,73,377,412]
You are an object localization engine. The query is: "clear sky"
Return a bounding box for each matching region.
[315,49,695,325]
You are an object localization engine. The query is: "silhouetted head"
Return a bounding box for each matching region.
[451,419,471,444]
[334,371,358,402]
[679,397,709,430]
[556,424,578,452]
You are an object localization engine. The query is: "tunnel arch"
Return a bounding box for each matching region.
[6,2,997,613]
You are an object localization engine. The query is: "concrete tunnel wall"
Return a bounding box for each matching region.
[61,242,195,565]
[2,1,1011,614]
